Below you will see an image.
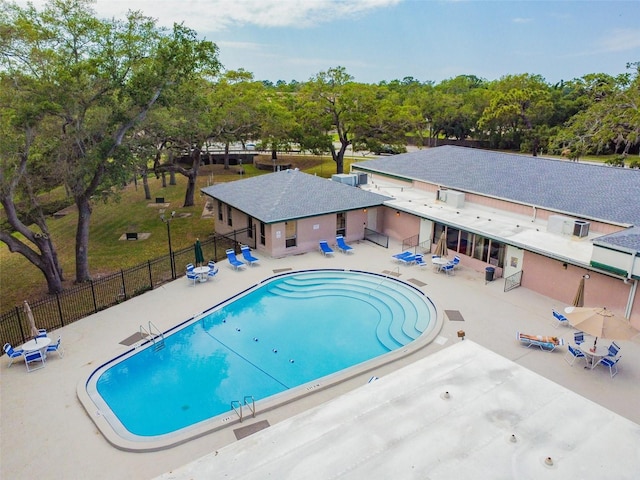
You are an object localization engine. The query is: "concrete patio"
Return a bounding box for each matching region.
[2,239,639,479]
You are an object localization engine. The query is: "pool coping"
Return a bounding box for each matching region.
[76,268,444,452]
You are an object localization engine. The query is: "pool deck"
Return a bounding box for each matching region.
[2,239,639,479]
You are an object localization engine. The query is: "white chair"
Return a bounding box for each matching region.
[24,349,45,372]
[46,336,64,358]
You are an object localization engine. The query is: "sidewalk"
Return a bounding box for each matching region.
[2,239,638,479]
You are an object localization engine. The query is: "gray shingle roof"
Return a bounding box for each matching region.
[201,169,391,224]
[353,145,640,251]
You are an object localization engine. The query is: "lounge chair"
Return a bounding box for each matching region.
[517,332,565,351]
[319,241,334,256]
[392,251,413,262]
[3,343,24,367]
[415,256,428,267]
[46,336,64,359]
[564,345,586,366]
[226,249,246,270]
[552,309,569,328]
[240,245,260,265]
[335,235,353,254]
[596,355,621,378]
[24,349,45,372]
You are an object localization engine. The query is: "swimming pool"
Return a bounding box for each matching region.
[81,270,438,450]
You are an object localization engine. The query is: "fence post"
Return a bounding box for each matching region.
[120,269,126,300]
[56,293,65,327]
[16,305,26,343]
[90,279,98,313]
[148,260,153,289]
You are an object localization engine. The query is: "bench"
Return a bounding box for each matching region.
[125,232,139,240]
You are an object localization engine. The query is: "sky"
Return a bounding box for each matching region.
[14,0,640,85]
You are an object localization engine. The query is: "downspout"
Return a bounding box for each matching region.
[531,206,537,222]
[624,252,639,319]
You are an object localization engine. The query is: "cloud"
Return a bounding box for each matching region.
[512,17,533,24]
[12,0,402,32]
[599,28,640,53]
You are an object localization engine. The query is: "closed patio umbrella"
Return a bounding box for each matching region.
[24,300,39,339]
[572,277,586,307]
[564,306,638,350]
[433,231,448,257]
[194,239,205,266]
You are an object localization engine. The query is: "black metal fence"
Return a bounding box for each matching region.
[1,230,253,347]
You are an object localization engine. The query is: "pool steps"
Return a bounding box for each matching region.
[266,273,427,350]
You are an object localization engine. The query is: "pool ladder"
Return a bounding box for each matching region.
[139,321,165,352]
[370,266,400,295]
[231,396,256,422]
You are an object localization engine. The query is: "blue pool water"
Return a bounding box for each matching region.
[87,270,436,439]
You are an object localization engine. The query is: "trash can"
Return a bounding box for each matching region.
[485,266,495,282]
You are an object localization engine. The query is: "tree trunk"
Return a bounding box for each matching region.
[74,196,93,283]
[169,170,176,185]
[271,149,278,160]
[223,142,230,169]
[142,170,151,200]
[161,172,167,188]
[183,149,201,207]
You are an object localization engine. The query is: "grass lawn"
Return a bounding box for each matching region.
[0,154,355,311]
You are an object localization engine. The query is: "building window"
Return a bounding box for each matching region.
[217,201,223,221]
[336,212,346,236]
[247,215,253,238]
[489,239,505,268]
[285,221,297,248]
[227,205,233,227]
[433,223,445,243]
[458,231,471,255]
[446,227,460,251]
[260,222,266,246]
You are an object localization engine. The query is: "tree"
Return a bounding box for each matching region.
[479,74,553,155]
[0,0,220,283]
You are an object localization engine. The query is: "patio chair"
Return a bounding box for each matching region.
[415,256,428,268]
[46,336,64,359]
[451,256,461,269]
[226,249,246,270]
[573,331,585,345]
[3,343,24,367]
[552,309,569,328]
[207,261,219,278]
[24,349,45,372]
[517,332,565,352]
[335,235,353,254]
[36,329,48,338]
[240,245,260,265]
[597,355,621,378]
[319,241,334,257]
[185,263,195,272]
[398,252,421,265]
[186,271,198,285]
[564,345,586,366]
[441,263,455,275]
[607,341,620,357]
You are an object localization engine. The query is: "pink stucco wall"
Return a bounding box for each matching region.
[521,251,638,325]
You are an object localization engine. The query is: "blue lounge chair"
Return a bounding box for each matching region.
[226,249,246,270]
[319,241,334,256]
[240,245,260,265]
[392,251,413,261]
[564,345,586,366]
[398,253,421,265]
[46,336,64,359]
[552,309,569,328]
[3,343,24,367]
[517,332,565,351]
[335,235,353,254]
[24,349,45,372]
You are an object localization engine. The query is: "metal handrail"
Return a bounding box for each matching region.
[244,396,256,418]
[231,400,243,422]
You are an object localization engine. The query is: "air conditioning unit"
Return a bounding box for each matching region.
[573,220,590,238]
[445,190,465,208]
[438,190,447,202]
[331,174,357,186]
[356,172,368,185]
